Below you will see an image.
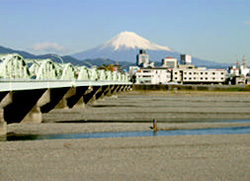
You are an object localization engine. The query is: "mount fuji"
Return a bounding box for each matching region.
[72,31,228,68]
[72,31,176,61]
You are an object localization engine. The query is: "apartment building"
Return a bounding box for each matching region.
[172,67,226,84]
[136,68,171,84]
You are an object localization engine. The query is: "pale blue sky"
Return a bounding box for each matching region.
[0,0,249,63]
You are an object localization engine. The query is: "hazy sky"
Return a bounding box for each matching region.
[0,0,249,63]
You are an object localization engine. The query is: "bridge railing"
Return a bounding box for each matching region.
[0,53,130,82]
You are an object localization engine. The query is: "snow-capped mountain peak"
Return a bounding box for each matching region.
[71,31,176,62]
[100,31,173,51]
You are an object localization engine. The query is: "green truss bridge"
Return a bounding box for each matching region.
[0,53,132,135]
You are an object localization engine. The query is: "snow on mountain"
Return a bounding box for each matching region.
[70,32,229,68]
[99,31,173,51]
[71,31,175,62]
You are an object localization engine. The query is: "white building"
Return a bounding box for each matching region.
[162,57,177,68]
[136,67,171,84]
[229,65,249,76]
[130,50,229,85]
[172,67,226,84]
[228,57,250,77]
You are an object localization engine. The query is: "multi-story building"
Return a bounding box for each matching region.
[136,67,171,84]
[172,67,227,84]
[136,49,149,67]
[131,50,229,85]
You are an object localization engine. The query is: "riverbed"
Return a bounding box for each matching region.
[0,91,249,180]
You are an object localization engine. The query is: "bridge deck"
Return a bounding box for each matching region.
[0,80,132,92]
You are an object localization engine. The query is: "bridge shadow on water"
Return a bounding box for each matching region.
[2,126,250,142]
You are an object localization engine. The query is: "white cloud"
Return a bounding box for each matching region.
[29,42,69,53]
[244,21,250,25]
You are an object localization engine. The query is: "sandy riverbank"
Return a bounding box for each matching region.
[4,90,250,135]
[0,91,249,180]
[43,91,250,123]
[0,134,249,180]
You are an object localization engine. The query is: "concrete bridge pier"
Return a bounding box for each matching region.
[111,85,121,94]
[3,89,47,125]
[124,85,131,91]
[95,85,110,100]
[83,86,102,104]
[121,85,127,92]
[0,92,12,135]
[55,87,77,109]
[104,85,115,96]
[40,87,71,113]
[0,120,7,136]
[117,85,124,93]
[67,87,89,108]
[21,89,50,123]
[103,85,111,96]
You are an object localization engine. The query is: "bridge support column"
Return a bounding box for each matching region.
[125,85,131,91]
[0,119,7,136]
[95,85,110,100]
[67,86,89,108]
[83,86,102,104]
[105,85,114,96]
[0,92,12,135]
[127,85,132,91]
[103,85,110,96]
[21,89,50,123]
[3,89,47,124]
[55,87,76,109]
[122,85,127,92]
[41,87,70,113]
[111,85,120,94]
[118,85,124,93]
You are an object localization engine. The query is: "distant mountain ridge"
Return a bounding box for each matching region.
[0,45,137,70]
[0,45,108,67]
[71,31,231,68]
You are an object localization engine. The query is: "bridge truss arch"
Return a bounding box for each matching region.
[77,66,90,80]
[35,59,58,80]
[0,53,131,84]
[0,54,30,79]
[106,71,113,81]
[113,72,118,81]
[60,63,77,80]
[117,72,122,81]
[98,70,107,81]
[88,68,99,81]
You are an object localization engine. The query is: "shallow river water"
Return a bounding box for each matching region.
[4,126,250,141]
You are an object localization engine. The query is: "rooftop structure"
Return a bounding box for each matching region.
[162,57,177,68]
